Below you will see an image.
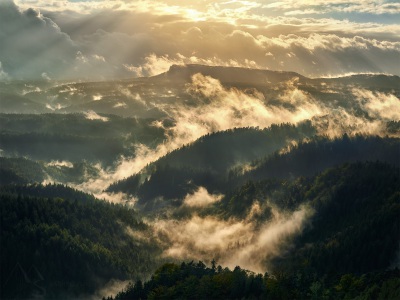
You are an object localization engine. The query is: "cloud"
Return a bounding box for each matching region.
[59,160,138,204]
[310,88,400,138]
[70,74,326,196]
[0,62,10,81]
[113,102,128,108]
[5,1,400,79]
[90,279,131,300]
[45,103,65,111]
[41,72,51,81]
[0,2,147,80]
[311,108,390,139]
[176,73,324,132]
[71,145,164,200]
[93,94,102,101]
[84,110,109,121]
[251,33,400,77]
[74,74,398,197]
[15,0,400,20]
[124,53,261,77]
[265,0,400,15]
[183,187,223,207]
[124,54,184,77]
[353,88,400,121]
[153,202,313,273]
[95,191,137,205]
[118,88,147,107]
[46,160,73,168]
[0,1,77,79]
[77,27,400,78]
[69,49,130,80]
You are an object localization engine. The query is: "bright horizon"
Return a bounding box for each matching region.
[1,0,399,81]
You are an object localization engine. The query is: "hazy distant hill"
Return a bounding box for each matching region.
[0,113,165,165]
[106,123,315,201]
[0,92,47,113]
[153,64,400,91]
[108,128,399,211]
[1,64,399,299]
[138,123,315,175]
[1,65,399,116]
[152,64,306,85]
[0,157,100,185]
[321,73,400,89]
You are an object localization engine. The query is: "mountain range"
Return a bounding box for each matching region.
[0,65,399,299]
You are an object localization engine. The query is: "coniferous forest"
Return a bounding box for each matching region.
[1,65,399,299]
[1,10,400,297]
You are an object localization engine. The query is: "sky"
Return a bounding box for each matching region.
[0,0,399,80]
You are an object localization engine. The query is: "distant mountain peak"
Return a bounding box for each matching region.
[156,64,304,85]
[158,64,400,88]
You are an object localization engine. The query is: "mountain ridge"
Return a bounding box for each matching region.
[151,63,400,86]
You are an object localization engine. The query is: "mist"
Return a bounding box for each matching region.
[84,110,109,122]
[46,160,74,168]
[70,73,399,202]
[353,88,400,121]
[153,198,313,273]
[71,74,325,198]
[90,280,131,300]
[183,187,223,208]
[2,1,399,298]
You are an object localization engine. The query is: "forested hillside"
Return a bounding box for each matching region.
[0,157,100,185]
[0,64,399,299]
[107,262,400,300]
[0,184,160,299]
[106,162,400,300]
[0,114,165,165]
[3,161,398,299]
[108,134,399,212]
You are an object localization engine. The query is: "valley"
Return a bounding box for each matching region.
[1,65,399,299]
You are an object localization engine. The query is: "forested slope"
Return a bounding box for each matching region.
[108,134,400,212]
[0,184,160,299]
[106,162,400,300]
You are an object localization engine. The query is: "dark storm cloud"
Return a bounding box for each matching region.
[0,0,78,79]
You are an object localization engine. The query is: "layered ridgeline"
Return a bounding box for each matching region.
[107,161,400,300]
[1,64,399,179]
[1,64,399,121]
[0,157,100,185]
[0,113,165,166]
[2,64,398,188]
[1,65,399,299]
[107,128,399,212]
[2,162,399,299]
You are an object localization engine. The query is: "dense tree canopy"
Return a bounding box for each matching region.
[106,261,400,300]
[0,184,160,299]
